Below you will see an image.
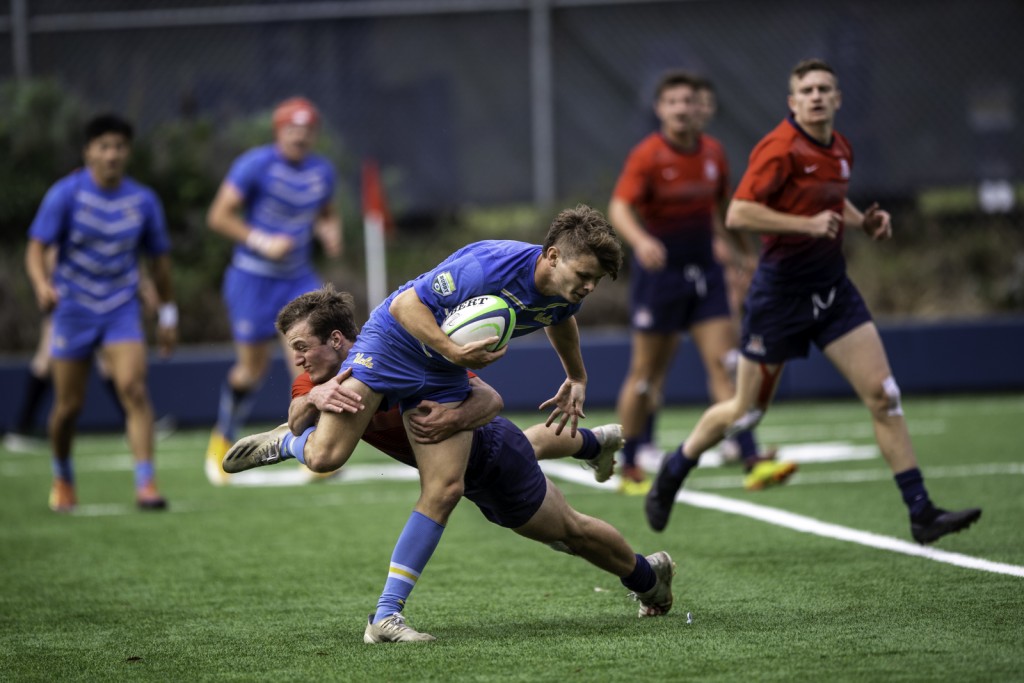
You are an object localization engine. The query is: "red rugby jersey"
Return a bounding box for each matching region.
[612,132,729,264]
[733,116,853,289]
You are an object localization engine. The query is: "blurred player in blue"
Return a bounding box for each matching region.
[204,97,343,484]
[224,204,623,640]
[24,113,178,512]
[610,71,782,495]
[645,59,982,545]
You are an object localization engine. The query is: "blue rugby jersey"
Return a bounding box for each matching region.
[225,144,336,279]
[366,240,583,362]
[28,169,170,315]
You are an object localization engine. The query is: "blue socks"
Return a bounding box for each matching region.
[620,553,656,593]
[52,457,74,484]
[374,511,445,623]
[281,427,314,464]
[570,428,599,460]
[895,467,936,520]
[134,461,155,489]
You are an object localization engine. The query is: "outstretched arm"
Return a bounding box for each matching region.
[539,317,587,437]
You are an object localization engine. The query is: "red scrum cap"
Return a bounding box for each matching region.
[273,97,320,130]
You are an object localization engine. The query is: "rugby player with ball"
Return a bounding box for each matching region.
[225,284,675,643]
[224,204,626,641]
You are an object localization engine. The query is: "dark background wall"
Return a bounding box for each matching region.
[2,317,1022,432]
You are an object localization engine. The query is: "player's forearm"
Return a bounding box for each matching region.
[716,210,756,259]
[288,396,319,435]
[314,204,343,256]
[450,379,504,430]
[726,199,813,235]
[389,288,463,359]
[207,184,256,244]
[24,240,50,293]
[546,320,587,383]
[608,198,650,249]
[150,254,175,305]
[842,199,864,230]
[207,204,251,243]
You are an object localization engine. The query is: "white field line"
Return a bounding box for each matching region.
[1,440,879,477]
[539,460,1024,579]
[69,485,418,517]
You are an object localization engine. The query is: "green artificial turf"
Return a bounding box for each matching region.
[2,394,1022,681]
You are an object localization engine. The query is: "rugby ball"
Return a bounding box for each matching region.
[441,295,516,352]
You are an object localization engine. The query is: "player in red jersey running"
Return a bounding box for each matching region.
[610,70,781,494]
[645,59,981,545]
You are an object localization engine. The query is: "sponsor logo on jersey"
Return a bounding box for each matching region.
[745,334,766,357]
[432,271,456,296]
[353,352,374,369]
[804,164,819,174]
[839,158,850,179]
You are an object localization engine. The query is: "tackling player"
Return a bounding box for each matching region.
[645,59,982,545]
[224,205,623,641]
[204,97,343,484]
[222,284,674,642]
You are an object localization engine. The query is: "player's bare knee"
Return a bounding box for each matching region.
[304,443,340,473]
[118,382,148,410]
[424,480,464,515]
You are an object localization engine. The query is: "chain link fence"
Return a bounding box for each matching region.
[5,0,1021,209]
